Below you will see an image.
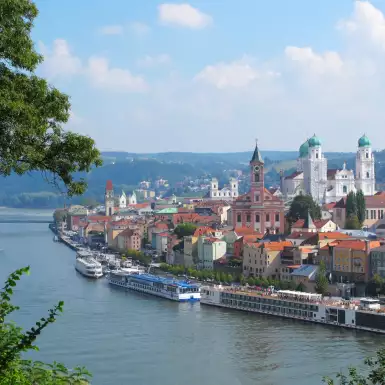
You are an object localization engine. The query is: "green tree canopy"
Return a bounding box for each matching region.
[287,195,321,224]
[0,0,102,196]
[356,189,366,225]
[173,223,197,239]
[345,214,361,230]
[315,261,328,297]
[346,191,357,219]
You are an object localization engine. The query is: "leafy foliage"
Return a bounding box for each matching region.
[0,267,91,384]
[0,0,102,196]
[345,190,365,228]
[315,261,328,297]
[174,223,198,239]
[287,195,322,225]
[345,214,362,230]
[323,348,385,385]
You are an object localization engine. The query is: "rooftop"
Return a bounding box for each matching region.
[131,273,199,289]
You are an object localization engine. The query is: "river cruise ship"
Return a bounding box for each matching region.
[201,286,385,334]
[108,271,201,302]
[75,255,103,278]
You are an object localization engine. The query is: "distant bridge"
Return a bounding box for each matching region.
[0,219,53,224]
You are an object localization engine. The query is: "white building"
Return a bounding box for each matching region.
[207,177,238,201]
[127,191,137,205]
[197,236,227,270]
[355,135,376,196]
[119,191,126,208]
[281,134,376,204]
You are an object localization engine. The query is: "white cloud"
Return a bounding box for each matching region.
[129,21,151,36]
[137,54,171,68]
[158,3,212,29]
[87,56,148,92]
[285,46,344,75]
[338,1,385,50]
[195,58,279,89]
[38,39,82,79]
[99,25,124,35]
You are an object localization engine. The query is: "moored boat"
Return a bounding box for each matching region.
[201,286,385,334]
[75,255,103,278]
[108,271,201,302]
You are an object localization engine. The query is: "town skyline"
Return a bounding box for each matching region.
[34,0,385,152]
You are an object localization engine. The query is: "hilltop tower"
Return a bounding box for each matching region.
[105,180,115,216]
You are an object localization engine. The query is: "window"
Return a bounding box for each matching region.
[233,184,236,188]
[367,172,370,178]
[316,153,319,159]
[255,193,260,202]
[255,173,260,182]
[366,152,369,159]
[237,214,241,222]
[266,214,270,222]
[213,184,216,189]
[275,213,279,222]
[213,192,216,196]
[343,185,347,193]
[246,214,251,222]
[255,214,260,223]
[366,210,369,219]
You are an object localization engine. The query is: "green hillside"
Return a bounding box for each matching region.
[0,149,384,208]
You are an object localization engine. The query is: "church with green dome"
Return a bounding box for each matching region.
[280,134,376,204]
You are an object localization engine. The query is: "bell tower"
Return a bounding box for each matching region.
[250,139,264,203]
[105,180,115,216]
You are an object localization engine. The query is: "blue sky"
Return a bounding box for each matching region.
[33,0,385,153]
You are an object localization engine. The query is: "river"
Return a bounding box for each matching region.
[0,209,384,385]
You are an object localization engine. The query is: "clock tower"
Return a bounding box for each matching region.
[250,140,264,203]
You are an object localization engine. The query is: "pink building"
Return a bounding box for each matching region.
[232,141,285,234]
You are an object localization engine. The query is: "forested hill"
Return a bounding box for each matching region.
[1,150,384,208]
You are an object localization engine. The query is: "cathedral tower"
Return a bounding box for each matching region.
[355,134,375,195]
[105,180,115,216]
[302,134,327,204]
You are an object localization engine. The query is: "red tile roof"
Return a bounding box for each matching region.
[87,215,112,223]
[292,219,330,229]
[365,195,385,209]
[318,232,350,240]
[246,241,292,251]
[332,240,380,251]
[106,180,113,190]
[234,227,261,236]
[323,202,336,210]
[128,203,150,209]
[193,226,216,237]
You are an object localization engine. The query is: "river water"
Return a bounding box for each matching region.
[0,209,384,385]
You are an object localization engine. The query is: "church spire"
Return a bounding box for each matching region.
[251,139,264,163]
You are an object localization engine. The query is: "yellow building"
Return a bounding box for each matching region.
[331,240,380,282]
[107,220,130,250]
[243,241,292,279]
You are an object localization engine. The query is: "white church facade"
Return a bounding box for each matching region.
[119,190,137,208]
[206,177,239,201]
[281,134,375,204]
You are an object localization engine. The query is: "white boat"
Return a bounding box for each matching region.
[108,270,201,302]
[201,286,385,334]
[75,256,103,278]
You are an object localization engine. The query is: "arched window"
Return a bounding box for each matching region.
[366,152,369,159]
[255,214,260,223]
[343,185,347,194]
[255,173,260,182]
[237,214,241,222]
[367,172,370,178]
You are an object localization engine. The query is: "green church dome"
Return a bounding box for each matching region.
[299,140,309,158]
[358,134,371,147]
[308,134,321,147]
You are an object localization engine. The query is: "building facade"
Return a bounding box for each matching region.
[105,180,115,216]
[232,140,285,234]
[207,177,238,201]
[281,134,376,204]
